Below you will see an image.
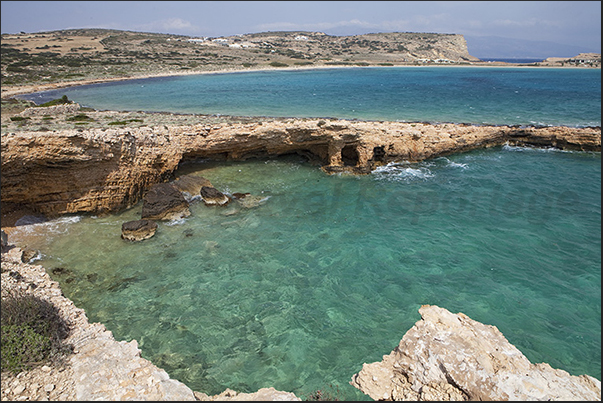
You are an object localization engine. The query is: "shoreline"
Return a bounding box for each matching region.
[1,61,598,99]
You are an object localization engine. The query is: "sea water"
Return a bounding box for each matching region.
[23,66,601,127]
[11,67,602,400]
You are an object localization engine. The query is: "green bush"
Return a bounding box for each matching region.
[38,95,71,107]
[9,116,30,122]
[107,118,143,125]
[66,113,93,122]
[0,289,71,373]
[269,61,288,67]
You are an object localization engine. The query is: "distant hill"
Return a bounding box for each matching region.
[1,28,479,88]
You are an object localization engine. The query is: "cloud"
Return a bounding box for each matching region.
[254,19,380,33]
[492,18,563,29]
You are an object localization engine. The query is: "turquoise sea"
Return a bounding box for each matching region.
[13,67,601,400]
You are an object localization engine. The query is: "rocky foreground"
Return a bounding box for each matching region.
[350,305,601,401]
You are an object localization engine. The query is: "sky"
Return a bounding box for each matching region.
[1,1,601,58]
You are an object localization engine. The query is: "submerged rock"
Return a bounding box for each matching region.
[200,186,230,206]
[141,183,191,221]
[121,219,158,242]
[350,305,601,401]
[233,193,269,209]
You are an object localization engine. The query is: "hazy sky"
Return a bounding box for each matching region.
[1,1,601,56]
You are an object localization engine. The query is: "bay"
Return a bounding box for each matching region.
[23,66,601,127]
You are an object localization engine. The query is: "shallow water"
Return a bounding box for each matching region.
[11,146,601,400]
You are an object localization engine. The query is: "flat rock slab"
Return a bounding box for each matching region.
[141,183,190,221]
[121,219,158,241]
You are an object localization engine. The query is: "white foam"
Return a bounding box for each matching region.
[502,143,565,153]
[165,217,188,226]
[372,162,435,182]
[16,215,82,234]
[437,157,468,169]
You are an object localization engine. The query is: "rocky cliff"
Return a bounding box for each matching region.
[350,305,601,401]
[1,117,600,220]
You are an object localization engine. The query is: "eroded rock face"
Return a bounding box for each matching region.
[1,119,600,219]
[141,183,191,221]
[121,219,158,242]
[350,305,601,401]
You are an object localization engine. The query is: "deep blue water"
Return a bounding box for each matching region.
[10,67,601,400]
[22,66,601,127]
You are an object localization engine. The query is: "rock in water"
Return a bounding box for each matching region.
[141,183,191,220]
[121,219,158,242]
[200,186,230,206]
[350,304,601,401]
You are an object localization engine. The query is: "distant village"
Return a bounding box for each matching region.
[169,35,601,67]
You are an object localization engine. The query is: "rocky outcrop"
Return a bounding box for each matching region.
[141,183,191,221]
[19,103,81,117]
[200,186,230,206]
[121,219,158,242]
[350,305,601,401]
[1,119,600,219]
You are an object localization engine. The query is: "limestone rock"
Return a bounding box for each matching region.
[200,186,230,206]
[141,183,190,221]
[19,103,80,117]
[121,219,158,242]
[350,305,601,401]
[1,120,600,218]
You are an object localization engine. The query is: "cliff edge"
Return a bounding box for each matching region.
[2,111,600,221]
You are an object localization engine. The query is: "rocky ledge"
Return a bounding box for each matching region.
[1,112,600,221]
[350,305,601,401]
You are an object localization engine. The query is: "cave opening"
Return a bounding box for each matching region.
[341,145,359,166]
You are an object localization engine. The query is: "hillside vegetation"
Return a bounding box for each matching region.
[1,29,479,87]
